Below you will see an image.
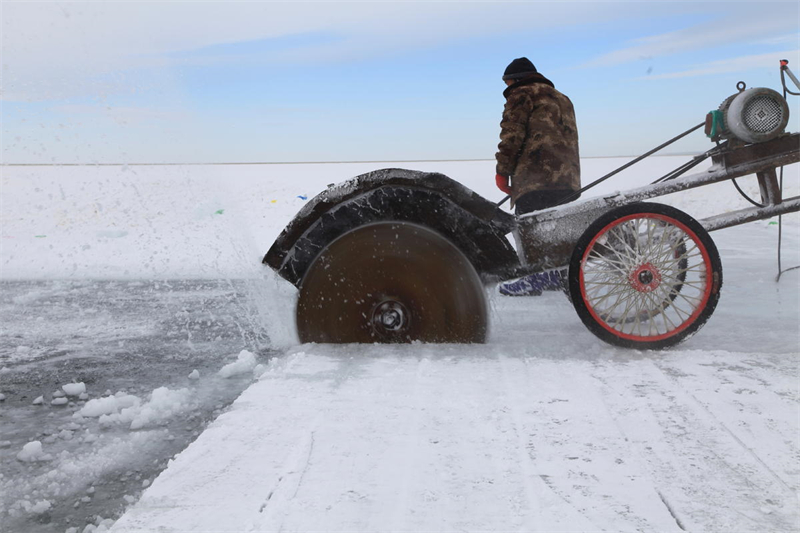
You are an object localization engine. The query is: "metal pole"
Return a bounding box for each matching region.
[497,122,704,209]
[556,122,705,205]
[781,60,800,91]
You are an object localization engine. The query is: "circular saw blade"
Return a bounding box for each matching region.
[297,222,487,343]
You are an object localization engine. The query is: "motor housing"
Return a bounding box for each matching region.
[706,85,790,144]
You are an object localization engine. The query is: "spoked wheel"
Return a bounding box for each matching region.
[569,203,722,350]
[297,222,487,343]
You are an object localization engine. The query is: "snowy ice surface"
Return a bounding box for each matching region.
[1,158,798,532]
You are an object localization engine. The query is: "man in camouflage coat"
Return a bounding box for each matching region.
[496,57,581,296]
[495,57,581,215]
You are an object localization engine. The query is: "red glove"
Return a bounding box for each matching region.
[495,174,511,194]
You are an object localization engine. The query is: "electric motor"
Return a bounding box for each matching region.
[706,84,789,144]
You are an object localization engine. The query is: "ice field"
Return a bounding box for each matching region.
[1,157,798,532]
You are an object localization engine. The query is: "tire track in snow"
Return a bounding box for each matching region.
[498,356,546,530]
[522,357,687,532]
[647,357,797,510]
[653,358,796,492]
[602,365,740,530]
[656,490,687,531]
[498,355,601,531]
[589,360,692,532]
[251,417,321,530]
[386,357,428,532]
[593,356,797,531]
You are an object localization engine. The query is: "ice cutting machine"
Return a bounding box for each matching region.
[263,78,799,349]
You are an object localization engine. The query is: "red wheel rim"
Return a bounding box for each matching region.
[579,212,713,342]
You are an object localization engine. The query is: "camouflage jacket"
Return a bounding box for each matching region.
[495,74,580,206]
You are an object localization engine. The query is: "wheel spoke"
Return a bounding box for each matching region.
[590,283,631,311]
[606,291,636,329]
[589,254,630,271]
[642,291,671,333]
[673,290,704,310]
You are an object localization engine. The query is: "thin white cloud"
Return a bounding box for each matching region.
[637,49,800,79]
[51,104,190,125]
[1,1,676,102]
[753,33,800,47]
[584,5,799,68]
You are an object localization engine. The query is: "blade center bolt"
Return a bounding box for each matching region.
[383,309,401,328]
[373,300,409,333]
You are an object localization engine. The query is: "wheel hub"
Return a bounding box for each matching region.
[629,263,661,292]
[372,299,409,336]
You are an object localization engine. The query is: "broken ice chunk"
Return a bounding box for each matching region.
[62,382,86,396]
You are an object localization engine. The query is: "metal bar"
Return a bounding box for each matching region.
[783,64,800,91]
[756,168,782,205]
[559,122,705,204]
[519,133,800,225]
[700,196,800,232]
[501,194,800,281]
[651,151,713,184]
[497,123,707,210]
[507,133,800,280]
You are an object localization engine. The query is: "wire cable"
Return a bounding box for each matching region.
[731,177,766,208]
[775,166,799,280]
[776,65,799,280]
[562,122,706,204]
[650,150,715,184]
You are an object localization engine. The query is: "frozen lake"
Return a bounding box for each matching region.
[1,159,798,532]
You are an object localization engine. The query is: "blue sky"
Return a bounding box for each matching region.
[2,1,799,164]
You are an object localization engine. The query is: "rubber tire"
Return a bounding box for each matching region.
[297,221,487,343]
[569,203,723,350]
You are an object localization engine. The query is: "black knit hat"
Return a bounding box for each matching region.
[503,57,537,81]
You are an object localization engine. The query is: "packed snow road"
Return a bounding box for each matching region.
[114,345,797,532]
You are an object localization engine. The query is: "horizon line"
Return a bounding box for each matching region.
[1,153,700,167]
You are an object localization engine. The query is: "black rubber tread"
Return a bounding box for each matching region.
[264,169,519,286]
[568,202,722,350]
